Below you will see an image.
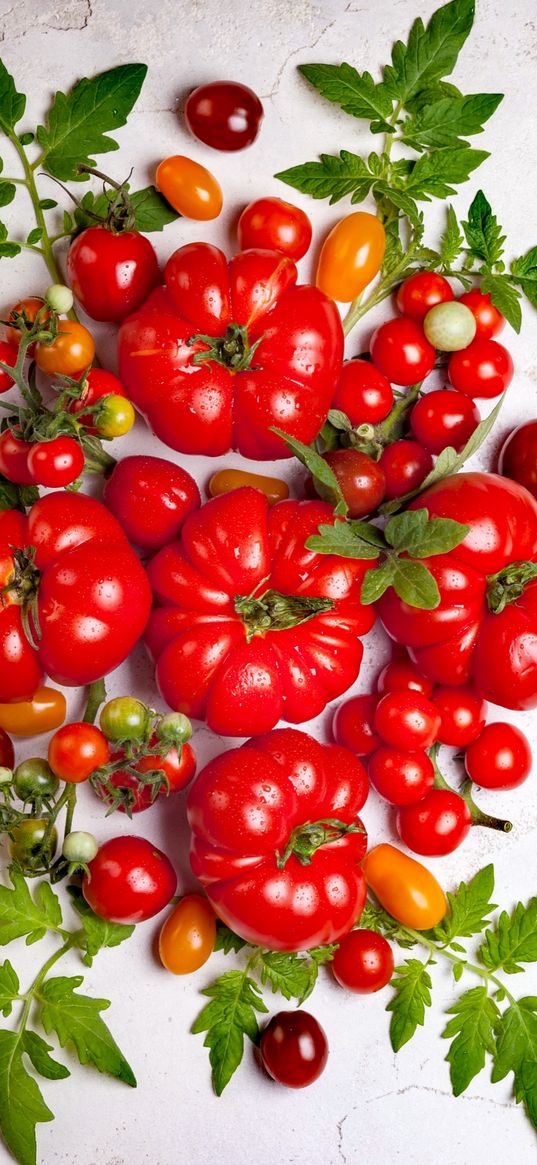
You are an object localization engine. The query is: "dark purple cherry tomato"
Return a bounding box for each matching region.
[185,81,263,151]
[322,449,385,517]
[259,1010,328,1088]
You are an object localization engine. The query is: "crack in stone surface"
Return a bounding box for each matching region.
[367,1083,516,1109]
[261,1,353,101]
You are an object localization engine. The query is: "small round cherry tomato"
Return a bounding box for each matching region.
[208,468,288,506]
[397,789,472,856]
[0,728,14,769]
[433,686,487,747]
[13,757,59,803]
[67,226,160,323]
[370,318,436,387]
[5,297,50,348]
[159,894,216,974]
[48,722,110,784]
[448,339,514,399]
[0,341,17,392]
[498,421,537,499]
[82,835,177,923]
[259,1011,328,1088]
[100,741,197,813]
[94,394,135,438]
[155,156,223,220]
[374,691,441,751]
[332,929,394,993]
[69,368,127,435]
[0,428,37,485]
[45,284,74,314]
[465,722,532,790]
[331,360,393,426]
[35,320,95,376]
[9,818,58,870]
[99,698,150,744]
[396,272,454,321]
[185,81,263,151]
[155,712,193,746]
[362,843,447,929]
[379,439,433,500]
[0,687,66,738]
[333,695,381,756]
[63,830,98,864]
[322,448,385,517]
[104,455,201,552]
[316,212,386,302]
[368,747,435,806]
[410,389,480,454]
[237,197,312,260]
[458,290,504,339]
[377,660,434,699]
[27,436,85,487]
[423,301,476,351]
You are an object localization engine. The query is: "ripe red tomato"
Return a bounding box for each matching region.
[0,341,17,392]
[98,741,197,812]
[465,722,532,789]
[103,455,200,552]
[433,685,487,747]
[260,1011,328,1088]
[35,321,95,376]
[396,272,453,320]
[67,226,160,323]
[69,368,127,435]
[0,727,14,769]
[377,659,434,698]
[322,449,385,517]
[27,436,85,487]
[498,421,537,499]
[159,895,216,974]
[317,212,385,302]
[370,318,436,386]
[82,835,177,923]
[237,197,312,260]
[0,428,36,485]
[374,691,441,751]
[155,157,223,220]
[410,389,480,454]
[458,290,504,339]
[332,929,394,993]
[332,694,381,756]
[368,746,435,805]
[185,81,263,151]
[448,339,514,399]
[48,722,110,784]
[397,789,472,855]
[331,359,393,426]
[379,439,433,499]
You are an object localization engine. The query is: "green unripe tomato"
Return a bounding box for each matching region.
[423,301,477,351]
[45,283,74,314]
[99,697,151,744]
[95,395,136,438]
[62,830,98,864]
[8,819,58,870]
[155,712,192,746]
[0,767,13,786]
[13,758,60,803]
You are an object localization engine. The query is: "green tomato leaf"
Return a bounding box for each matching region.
[405,148,489,201]
[192,970,268,1096]
[271,427,348,513]
[359,902,417,949]
[128,186,180,232]
[390,558,440,609]
[259,951,317,1005]
[387,958,433,1051]
[0,182,15,208]
[492,998,537,1128]
[373,182,421,225]
[430,865,496,944]
[21,1033,69,1082]
[26,228,43,246]
[0,60,26,133]
[442,987,500,1095]
[0,959,19,1017]
[440,205,464,265]
[0,868,62,946]
[387,512,470,557]
[405,81,463,114]
[299,63,394,133]
[275,150,375,205]
[401,92,502,150]
[38,975,136,1086]
[462,189,505,268]
[384,509,428,550]
[0,1030,53,1165]
[306,521,382,560]
[479,273,522,333]
[360,560,395,604]
[478,900,537,974]
[511,246,537,309]
[67,887,134,967]
[383,0,475,106]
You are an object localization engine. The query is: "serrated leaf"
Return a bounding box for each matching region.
[36,63,147,182]
[275,150,375,205]
[271,427,347,512]
[383,0,475,106]
[0,242,21,259]
[0,868,62,946]
[22,1033,69,1082]
[406,148,489,200]
[0,60,25,133]
[360,560,395,604]
[0,959,19,1017]
[129,186,180,232]
[462,189,505,267]
[480,273,522,333]
[192,970,268,1095]
[214,924,247,956]
[306,521,382,560]
[299,63,394,133]
[0,1030,53,1165]
[478,900,537,974]
[492,998,537,1127]
[391,558,440,609]
[259,951,318,1005]
[511,246,537,308]
[373,181,421,224]
[38,975,136,1086]
[359,902,417,949]
[386,513,469,557]
[67,887,134,967]
[405,81,463,113]
[440,205,464,265]
[401,92,502,150]
[387,959,433,1051]
[0,182,15,208]
[431,865,496,944]
[442,987,499,1094]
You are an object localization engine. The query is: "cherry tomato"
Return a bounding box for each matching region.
[237,197,312,260]
[377,660,434,699]
[397,788,472,855]
[99,698,150,744]
[94,395,135,438]
[316,212,386,302]
[101,742,197,813]
[498,421,537,499]
[423,301,476,351]
[27,436,85,488]
[48,722,110,784]
[69,368,127,435]
[67,226,160,323]
[379,439,433,499]
[370,318,436,387]
[0,428,37,485]
[103,455,200,553]
[374,691,441,751]
[35,320,95,376]
[0,687,66,738]
[5,297,50,348]
[155,156,223,220]
[208,468,288,506]
[433,685,487,747]
[82,836,177,923]
[331,359,393,426]
[410,389,480,454]
[332,929,394,993]
[368,746,434,806]
[322,449,385,518]
[259,1011,328,1088]
[13,757,59,803]
[0,341,17,392]
[0,728,14,769]
[362,843,447,929]
[333,695,381,756]
[185,81,263,151]
[465,722,532,789]
[159,894,216,974]
[63,830,98,864]
[9,819,57,869]
[458,290,504,339]
[396,272,454,321]
[448,339,514,399]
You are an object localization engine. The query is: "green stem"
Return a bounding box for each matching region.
[17,938,73,1036]
[375,380,422,443]
[83,678,106,725]
[399,922,516,1004]
[63,785,77,842]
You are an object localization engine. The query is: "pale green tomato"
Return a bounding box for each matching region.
[45,284,74,314]
[423,301,477,351]
[63,830,98,863]
[0,766,12,786]
[156,712,192,746]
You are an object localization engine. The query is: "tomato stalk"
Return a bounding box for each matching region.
[276,817,364,868]
[486,560,537,613]
[188,323,265,373]
[344,380,423,458]
[429,743,512,833]
[235,587,334,638]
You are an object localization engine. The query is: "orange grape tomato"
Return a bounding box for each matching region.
[316,212,386,303]
[155,155,223,221]
[362,843,446,930]
[159,894,217,974]
[207,468,289,506]
[0,686,67,737]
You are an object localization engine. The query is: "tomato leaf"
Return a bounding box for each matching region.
[510,246,537,309]
[401,93,502,151]
[405,148,489,201]
[390,558,441,609]
[491,998,537,1128]
[21,1033,69,1082]
[440,204,464,265]
[480,272,522,333]
[258,947,336,1006]
[360,560,395,604]
[0,869,62,947]
[299,63,394,133]
[0,60,26,134]
[67,887,134,967]
[462,189,505,268]
[0,221,21,259]
[0,182,15,208]
[430,865,497,944]
[306,521,382,560]
[383,0,475,106]
[271,427,348,514]
[214,924,248,955]
[0,960,19,1018]
[192,970,268,1095]
[386,511,469,557]
[387,958,433,1051]
[359,902,417,949]
[275,150,375,204]
[128,186,180,232]
[38,975,136,1086]
[405,80,462,114]
[478,900,537,975]
[0,1030,53,1165]
[442,987,500,1095]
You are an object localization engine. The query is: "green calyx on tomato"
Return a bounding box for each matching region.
[486,560,537,614]
[276,816,364,869]
[234,586,334,640]
[187,321,265,373]
[1,545,42,649]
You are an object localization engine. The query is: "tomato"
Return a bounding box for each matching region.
[103,455,200,552]
[82,835,177,924]
[45,284,74,315]
[0,340,17,392]
[13,757,59,803]
[0,686,66,737]
[9,818,58,870]
[362,843,447,929]
[458,290,504,339]
[237,197,311,260]
[99,697,151,744]
[62,830,98,864]
[331,360,393,426]
[69,368,127,435]
[374,691,441,751]
[370,318,436,386]
[410,389,480,454]
[0,727,14,769]
[377,660,434,699]
[119,243,343,460]
[155,156,223,220]
[0,492,151,701]
[332,694,381,756]
[27,436,85,488]
[185,81,263,151]
[97,741,197,813]
[188,728,368,950]
[448,339,514,399]
[147,489,374,735]
[379,439,433,500]
[5,298,50,348]
[207,468,288,506]
[465,722,532,789]
[397,789,472,855]
[67,226,160,323]
[94,395,135,438]
[321,449,385,517]
[159,894,216,974]
[368,747,434,806]
[423,301,476,351]
[260,1011,328,1088]
[35,320,95,376]
[498,421,537,499]
[396,272,454,321]
[316,212,385,302]
[48,722,110,784]
[0,428,37,485]
[433,685,487,747]
[332,929,394,993]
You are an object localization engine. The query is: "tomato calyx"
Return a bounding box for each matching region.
[486,560,537,614]
[188,322,265,373]
[234,585,334,639]
[276,817,364,869]
[73,164,138,233]
[1,545,42,648]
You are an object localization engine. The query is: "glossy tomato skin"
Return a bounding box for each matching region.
[27,436,85,487]
[188,728,368,951]
[0,727,14,769]
[83,836,177,923]
[156,157,223,220]
[5,297,49,348]
[238,198,312,260]
[498,421,537,499]
[316,212,385,302]
[377,660,434,699]
[322,449,385,517]
[97,741,197,812]
[0,341,16,392]
[208,468,288,506]
[458,290,504,339]
[397,789,472,856]
[465,722,532,789]
[185,81,263,151]
[331,360,393,426]
[379,439,433,499]
[448,339,514,399]
[332,929,394,993]
[260,1011,328,1088]
[396,272,453,320]
[69,368,127,435]
[103,455,200,552]
[159,895,216,973]
[368,747,434,806]
[410,389,480,454]
[362,843,447,929]
[370,318,436,386]
[35,320,95,376]
[0,429,37,485]
[0,687,66,737]
[374,691,441,750]
[67,227,160,322]
[433,685,487,747]
[48,723,110,784]
[332,695,381,756]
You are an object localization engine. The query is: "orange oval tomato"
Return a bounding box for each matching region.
[0,686,66,738]
[155,156,223,221]
[35,320,95,376]
[316,212,386,302]
[159,894,216,974]
[207,468,289,506]
[362,843,446,930]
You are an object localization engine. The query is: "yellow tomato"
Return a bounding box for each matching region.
[208,468,289,506]
[316,212,386,302]
[159,894,216,974]
[362,843,446,930]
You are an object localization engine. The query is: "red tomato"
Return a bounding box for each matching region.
[374,691,441,751]
[370,318,436,386]
[103,455,200,552]
[332,929,394,993]
[67,226,160,323]
[185,81,263,151]
[377,660,434,699]
[316,212,385,302]
[119,243,343,460]
[332,694,381,756]
[396,272,454,320]
[465,722,532,789]
[35,321,95,376]
[237,197,312,260]
[187,728,368,950]
[0,727,14,768]
[0,428,36,485]
[331,360,393,426]
[260,1011,328,1088]
[498,421,537,499]
[0,341,17,392]
[448,339,514,399]
[379,439,433,499]
[82,836,177,923]
[69,368,127,435]
[97,741,197,812]
[48,722,110,784]
[27,436,85,487]
[410,389,480,454]
[433,685,487,747]
[397,789,472,855]
[458,290,504,339]
[368,746,434,806]
[147,489,374,736]
[5,297,50,349]
[322,449,385,517]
